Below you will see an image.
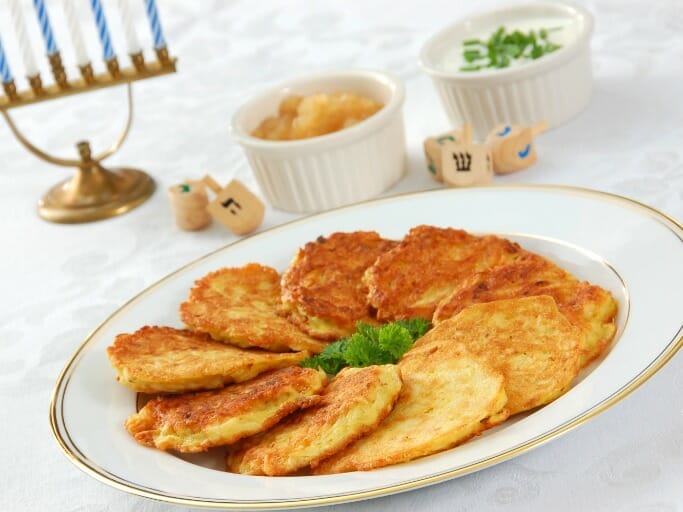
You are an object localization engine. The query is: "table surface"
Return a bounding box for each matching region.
[1,0,681,510]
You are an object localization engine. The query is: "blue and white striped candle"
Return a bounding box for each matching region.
[89,0,115,61]
[143,0,166,49]
[0,35,13,84]
[32,0,59,56]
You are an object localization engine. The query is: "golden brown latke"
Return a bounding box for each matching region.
[227,364,402,475]
[425,296,582,415]
[281,231,398,340]
[364,225,528,321]
[314,344,508,474]
[180,263,328,353]
[125,366,327,453]
[433,253,618,367]
[106,326,310,393]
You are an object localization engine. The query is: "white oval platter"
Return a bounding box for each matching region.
[50,185,682,510]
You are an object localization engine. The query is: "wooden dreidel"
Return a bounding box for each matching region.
[441,123,493,187]
[423,129,463,181]
[168,181,212,231]
[203,175,265,235]
[486,120,548,175]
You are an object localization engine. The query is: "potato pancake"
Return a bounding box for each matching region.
[227,364,402,475]
[364,225,527,321]
[314,345,508,473]
[180,264,328,353]
[124,366,326,453]
[427,296,582,415]
[433,254,618,367]
[106,326,309,393]
[281,232,398,340]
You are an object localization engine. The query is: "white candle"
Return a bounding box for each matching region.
[9,0,39,77]
[116,0,140,54]
[63,0,90,66]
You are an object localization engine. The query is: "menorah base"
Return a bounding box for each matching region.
[37,165,156,223]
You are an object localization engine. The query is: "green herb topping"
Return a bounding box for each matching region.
[460,25,562,71]
[300,318,431,374]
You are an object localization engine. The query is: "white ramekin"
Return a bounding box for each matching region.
[230,70,406,213]
[419,1,594,139]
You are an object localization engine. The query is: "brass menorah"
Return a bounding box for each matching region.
[0,0,176,223]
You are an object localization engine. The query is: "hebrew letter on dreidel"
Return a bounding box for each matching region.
[203,175,265,235]
[486,120,548,174]
[441,123,493,187]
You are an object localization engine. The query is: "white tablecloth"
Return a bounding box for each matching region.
[1,0,681,510]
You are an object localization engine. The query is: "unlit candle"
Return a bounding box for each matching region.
[9,0,39,77]
[32,0,59,56]
[0,35,14,83]
[143,0,166,49]
[63,0,90,66]
[116,0,140,54]
[89,0,115,61]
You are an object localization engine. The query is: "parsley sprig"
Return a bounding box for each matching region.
[300,318,431,375]
[460,26,562,71]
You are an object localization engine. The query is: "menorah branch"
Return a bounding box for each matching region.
[0,57,176,110]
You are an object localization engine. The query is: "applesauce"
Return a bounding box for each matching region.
[251,92,384,141]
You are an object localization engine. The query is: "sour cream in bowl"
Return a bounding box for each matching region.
[419,1,594,139]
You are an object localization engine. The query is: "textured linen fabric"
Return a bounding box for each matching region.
[0,0,681,510]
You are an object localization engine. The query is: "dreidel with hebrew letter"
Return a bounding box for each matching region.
[423,129,463,182]
[486,120,548,175]
[441,123,493,187]
[203,175,265,235]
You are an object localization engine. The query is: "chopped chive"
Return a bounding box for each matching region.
[463,50,482,62]
[503,44,521,57]
[460,25,562,71]
[459,64,482,71]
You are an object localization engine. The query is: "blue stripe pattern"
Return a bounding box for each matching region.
[0,36,13,83]
[90,0,115,61]
[144,0,166,49]
[33,0,59,55]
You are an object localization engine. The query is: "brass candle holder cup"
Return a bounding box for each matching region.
[0,51,177,223]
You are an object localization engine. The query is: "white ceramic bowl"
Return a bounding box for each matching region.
[230,70,406,213]
[419,1,594,139]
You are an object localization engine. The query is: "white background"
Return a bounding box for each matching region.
[0,0,681,510]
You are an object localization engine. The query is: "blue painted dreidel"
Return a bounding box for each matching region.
[441,123,493,187]
[203,175,265,235]
[486,120,548,175]
[423,129,463,181]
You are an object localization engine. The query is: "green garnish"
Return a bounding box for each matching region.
[300,318,431,375]
[459,25,562,71]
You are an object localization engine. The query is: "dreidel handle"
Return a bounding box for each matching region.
[202,174,223,194]
[462,122,473,145]
[531,120,549,137]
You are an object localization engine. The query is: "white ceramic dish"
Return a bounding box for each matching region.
[419,1,594,139]
[50,185,682,510]
[231,70,406,213]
